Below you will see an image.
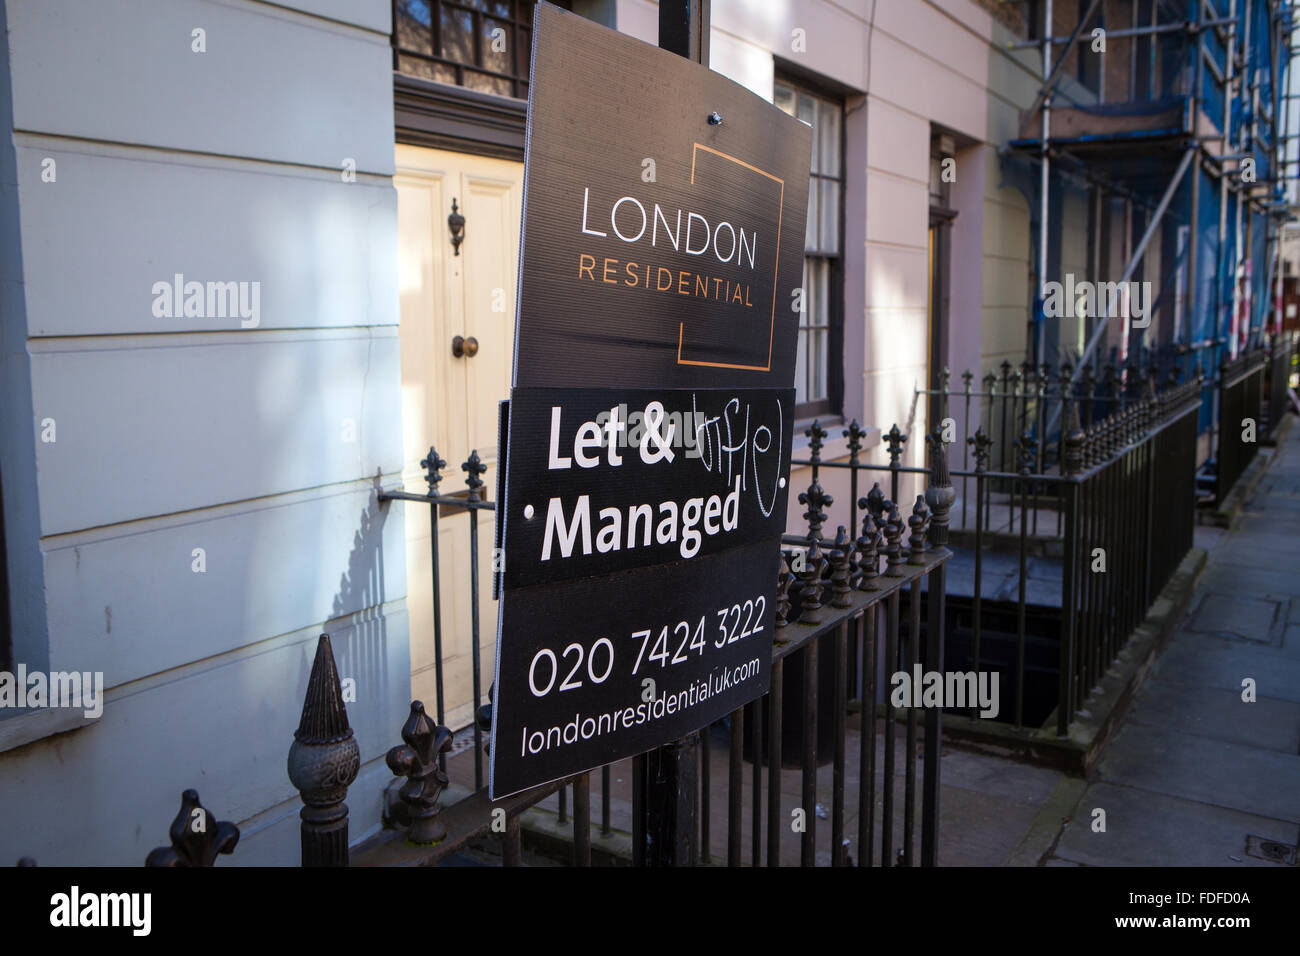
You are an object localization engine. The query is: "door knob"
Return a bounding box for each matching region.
[452,335,479,358]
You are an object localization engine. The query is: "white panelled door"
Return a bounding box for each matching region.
[395,143,521,730]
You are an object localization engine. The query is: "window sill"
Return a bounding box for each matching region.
[0,706,97,755]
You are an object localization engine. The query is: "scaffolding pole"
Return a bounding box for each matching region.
[1071,148,1196,378]
[1037,0,1057,368]
[1016,0,1293,440]
[1018,0,1104,132]
[1220,0,1240,360]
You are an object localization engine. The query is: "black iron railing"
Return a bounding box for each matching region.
[344,436,957,867]
[378,449,493,788]
[17,368,1209,868]
[1265,331,1297,443]
[1215,350,1267,503]
[916,346,1220,492]
[794,373,1202,738]
[1055,380,1202,734]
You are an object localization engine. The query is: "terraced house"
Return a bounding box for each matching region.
[0,0,1294,868]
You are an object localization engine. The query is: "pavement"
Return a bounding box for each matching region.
[1028,417,1300,867]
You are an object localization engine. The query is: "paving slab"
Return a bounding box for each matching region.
[936,784,1044,866]
[1095,723,1300,824]
[934,743,1063,805]
[941,548,1027,601]
[1149,632,1300,702]
[1026,555,1063,582]
[1209,539,1300,571]
[1052,781,1299,867]
[1186,592,1286,645]
[1125,679,1300,754]
[1195,564,1300,600]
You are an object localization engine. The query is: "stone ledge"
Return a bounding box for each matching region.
[0,706,96,756]
[1004,775,1089,867]
[1203,418,1286,528]
[516,804,634,866]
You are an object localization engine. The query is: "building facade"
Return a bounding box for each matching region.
[6,0,1275,866]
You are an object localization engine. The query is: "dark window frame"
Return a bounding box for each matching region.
[928,134,958,435]
[1076,3,1103,95]
[392,0,547,101]
[774,72,846,421]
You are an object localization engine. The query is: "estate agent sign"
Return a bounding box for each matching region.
[489,2,812,797]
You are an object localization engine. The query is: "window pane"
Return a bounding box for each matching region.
[441,6,474,64]
[820,180,840,253]
[806,258,827,327]
[394,2,537,97]
[805,185,818,252]
[774,84,795,116]
[811,328,827,401]
[795,329,808,406]
[797,94,818,173]
[816,259,830,325]
[464,70,513,96]
[819,102,841,177]
[396,1,433,54]
[800,259,814,331]
[775,80,842,410]
[398,54,458,83]
[398,54,432,79]
[482,17,511,75]
[805,256,829,406]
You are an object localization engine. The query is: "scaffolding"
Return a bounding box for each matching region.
[1005,0,1298,451]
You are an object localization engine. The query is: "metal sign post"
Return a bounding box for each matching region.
[639,0,711,869]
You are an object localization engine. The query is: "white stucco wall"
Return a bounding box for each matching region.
[0,0,407,866]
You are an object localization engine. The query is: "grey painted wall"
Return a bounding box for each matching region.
[0,0,407,865]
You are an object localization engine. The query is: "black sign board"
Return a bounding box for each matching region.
[500,387,794,590]
[489,3,811,798]
[491,537,779,796]
[512,5,811,390]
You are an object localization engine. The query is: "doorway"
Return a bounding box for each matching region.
[395,143,523,728]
